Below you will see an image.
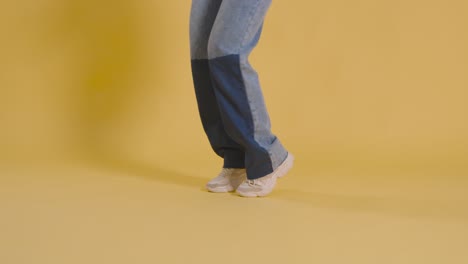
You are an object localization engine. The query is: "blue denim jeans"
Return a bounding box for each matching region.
[189,0,288,180]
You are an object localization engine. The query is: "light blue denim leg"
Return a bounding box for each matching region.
[207,0,288,179]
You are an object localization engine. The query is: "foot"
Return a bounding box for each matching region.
[236,153,294,197]
[206,168,247,193]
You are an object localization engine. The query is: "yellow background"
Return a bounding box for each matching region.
[1,1,467,263]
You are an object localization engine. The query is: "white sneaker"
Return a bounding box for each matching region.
[236,153,294,197]
[206,168,247,193]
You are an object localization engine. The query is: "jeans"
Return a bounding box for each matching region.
[189,0,288,180]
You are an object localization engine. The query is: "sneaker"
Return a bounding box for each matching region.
[206,168,247,193]
[236,153,294,197]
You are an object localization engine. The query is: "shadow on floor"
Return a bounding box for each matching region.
[274,187,468,222]
[78,148,468,222]
[80,150,208,191]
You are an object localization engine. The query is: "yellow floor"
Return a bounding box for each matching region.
[1,154,467,264]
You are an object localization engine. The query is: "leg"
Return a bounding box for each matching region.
[207,0,288,179]
[190,0,245,168]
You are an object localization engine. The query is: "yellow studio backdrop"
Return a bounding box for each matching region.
[1,0,467,174]
[0,0,468,175]
[0,0,468,173]
[1,1,468,264]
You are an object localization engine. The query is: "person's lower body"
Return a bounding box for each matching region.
[189,0,293,196]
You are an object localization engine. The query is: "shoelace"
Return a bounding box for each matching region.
[246,179,261,186]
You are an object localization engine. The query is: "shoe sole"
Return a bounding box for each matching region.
[206,174,246,193]
[206,185,235,193]
[237,153,295,197]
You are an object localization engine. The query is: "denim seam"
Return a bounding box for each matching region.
[211,54,273,174]
[239,0,263,53]
[237,1,274,173]
[238,60,274,174]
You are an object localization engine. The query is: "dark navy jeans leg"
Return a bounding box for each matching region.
[190,0,245,169]
[191,59,245,168]
[206,0,288,179]
[208,54,287,179]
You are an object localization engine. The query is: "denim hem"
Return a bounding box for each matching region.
[246,140,288,180]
